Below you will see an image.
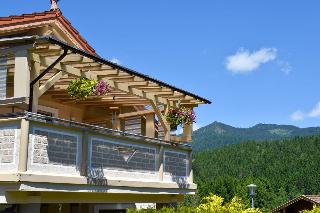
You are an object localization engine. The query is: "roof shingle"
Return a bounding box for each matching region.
[0,9,95,54]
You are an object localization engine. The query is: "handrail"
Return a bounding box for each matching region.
[24,112,191,150]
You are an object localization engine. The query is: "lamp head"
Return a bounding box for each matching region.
[247,184,257,196]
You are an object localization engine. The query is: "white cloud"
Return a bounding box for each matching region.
[309,102,320,118]
[226,48,277,74]
[290,111,305,121]
[277,60,292,75]
[291,102,320,121]
[110,58,121,65]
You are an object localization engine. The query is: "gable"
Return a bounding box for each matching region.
[0,10,95,54]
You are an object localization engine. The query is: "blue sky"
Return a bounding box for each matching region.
[2,0,320,128]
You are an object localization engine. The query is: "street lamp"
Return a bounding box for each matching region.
[247,184,257,208]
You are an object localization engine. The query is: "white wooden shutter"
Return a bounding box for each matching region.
[0,57,7,99]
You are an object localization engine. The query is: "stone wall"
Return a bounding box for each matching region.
[32,129,77,166]
[0,128,16,164]
[27,124,190,182]
[29,126,80,175]
[90,138,156,172]
[164,151,188,177]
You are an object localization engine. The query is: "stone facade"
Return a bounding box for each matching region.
[0,128,16,164]
[90,139,156,172]
[32,129,78,166]
[164,151,188,177]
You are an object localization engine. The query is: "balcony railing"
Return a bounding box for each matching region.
[0,112,194,188]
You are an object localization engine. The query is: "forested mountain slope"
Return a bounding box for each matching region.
[193,136,320,211]
[191,121,320,151]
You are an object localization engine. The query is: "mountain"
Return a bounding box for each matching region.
[193,135,320,211]
[191,121,320,151]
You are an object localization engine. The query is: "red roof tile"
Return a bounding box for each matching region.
[0,9,96,54]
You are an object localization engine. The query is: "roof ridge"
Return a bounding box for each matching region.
[0,9,96,54]
[0,10,57,20]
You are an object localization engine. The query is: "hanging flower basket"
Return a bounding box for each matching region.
[67,78,112,101]
[166,106,196,128]
[94,80,112,96]
[166,107,180,128]
[179,107,196,126]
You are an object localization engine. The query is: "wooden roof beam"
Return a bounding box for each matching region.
[118,109,155,119]
[101,76,168,104]
[31,53,97,80]
[31,54,199,105]
[38,71,67,97]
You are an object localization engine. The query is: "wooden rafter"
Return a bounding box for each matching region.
[150,100,170,140]
[38,71,66,96]
[28,43,207,106]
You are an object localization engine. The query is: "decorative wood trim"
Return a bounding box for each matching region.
[38,71,65,97]
[150,100,170,140]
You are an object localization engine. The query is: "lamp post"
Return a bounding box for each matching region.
[247,184,257,208]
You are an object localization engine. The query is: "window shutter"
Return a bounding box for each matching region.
[0,57,7,99]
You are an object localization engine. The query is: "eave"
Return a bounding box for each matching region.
[0,35,211,106]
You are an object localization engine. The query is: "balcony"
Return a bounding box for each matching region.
[0,112,195,203]
[0,36,211,206]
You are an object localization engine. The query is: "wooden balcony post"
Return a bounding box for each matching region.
[18,118,30,172]
[183,106,195,142]
[80,129,89,176]
[183,123,193,142]
[111,107,120,131]
[145,113,155,138]
[29,60,42,113]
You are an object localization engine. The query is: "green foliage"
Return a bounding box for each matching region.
[166,107,196,127]
[191,121,320,151]
[128,207,194,213]
[67,77,97,100]
[127,194,261,213]
[165,107,181,127]
[301,206,320,213]
[193,136,320,211]
[196,194,261,213]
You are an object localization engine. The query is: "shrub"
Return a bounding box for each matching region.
[128,194,262,213]
[301,206,320,213]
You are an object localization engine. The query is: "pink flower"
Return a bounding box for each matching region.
[94,81,112,96]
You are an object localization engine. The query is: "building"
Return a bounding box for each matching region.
[0,1,210,212]
[272,195,320,213]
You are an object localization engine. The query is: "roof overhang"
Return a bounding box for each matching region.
[271,195,320,212]
[0,35,211,107]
